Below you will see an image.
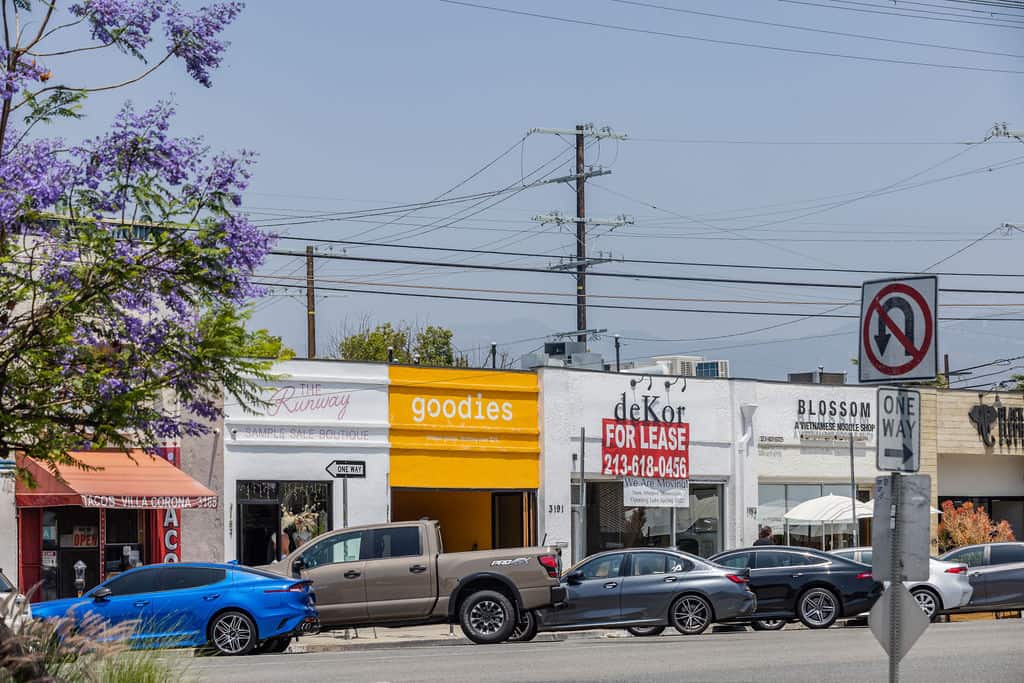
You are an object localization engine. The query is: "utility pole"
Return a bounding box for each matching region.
[305,245,316,359]
[575,125,587,343]
[529,124,628,344]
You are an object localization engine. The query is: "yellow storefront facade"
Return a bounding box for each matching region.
[388,367,540,552]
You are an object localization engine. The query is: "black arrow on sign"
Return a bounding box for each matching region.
[884,445,914,466]
[875,297,915,356]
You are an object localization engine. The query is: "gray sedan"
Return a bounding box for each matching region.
[939,542,1024,614]
[509,549,756,641]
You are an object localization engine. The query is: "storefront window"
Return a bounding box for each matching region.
[584,481,723,558]
[758,483,871,551]
[237,481,331,566]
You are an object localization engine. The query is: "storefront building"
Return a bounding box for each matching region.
[752,383,884,550]
[933,389,1024,538]
[388,367,540,552]
[15,450,217,600]
[538,368,756,567]
[222,360,389,565]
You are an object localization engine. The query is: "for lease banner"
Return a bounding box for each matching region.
[601,418,690,479]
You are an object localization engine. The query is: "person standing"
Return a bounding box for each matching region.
[753,526,775,546]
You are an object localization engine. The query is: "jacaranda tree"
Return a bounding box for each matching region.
[0,1,274,483]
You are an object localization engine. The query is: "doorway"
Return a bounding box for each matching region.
[238,502,279,567]
[391,489,536,552]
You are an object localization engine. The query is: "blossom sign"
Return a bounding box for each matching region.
[601,418,690,479]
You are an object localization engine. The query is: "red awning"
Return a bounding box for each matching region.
[15,450,218,509]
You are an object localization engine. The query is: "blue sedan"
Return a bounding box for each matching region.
[32,563,319,655]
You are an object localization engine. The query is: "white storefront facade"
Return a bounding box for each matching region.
[222,360,389,565]
[751,382,882,548]
[538,368,759,567]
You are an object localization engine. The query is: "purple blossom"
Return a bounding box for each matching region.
[0,49,48,100]
[70,0,164,55]
[164,2,243,87]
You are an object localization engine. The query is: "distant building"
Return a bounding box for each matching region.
[618,354,730,378]
[787,368,847,385]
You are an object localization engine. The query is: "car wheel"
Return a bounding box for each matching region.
[627,626,666,637]
[911,587,942,622]
[255,636,292,654]
[508,609,539,642]
[751,619,786,631]
[209,610,258,656]
[797,588,839,629]
[459,590,516,644]
[669,595,713,636]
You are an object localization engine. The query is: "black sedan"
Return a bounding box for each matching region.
[509,548,757,641]
[709,546,883,630]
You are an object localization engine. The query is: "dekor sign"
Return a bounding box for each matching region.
[795,398,876,442]
[602,380,689,479]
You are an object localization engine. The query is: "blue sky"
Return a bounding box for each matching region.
[48,1,1024,382]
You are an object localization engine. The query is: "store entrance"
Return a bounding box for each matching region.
[238,502,279,567]
[391,489,535,552]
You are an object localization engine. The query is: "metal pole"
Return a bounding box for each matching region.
[579,426,587,564]
[575,125,587,343]
[343,478,349,528]
[305,245,316,359]
[614,335,621,372]
[850,433,859,547]
[889,472,902,683]
[491,342,497,369]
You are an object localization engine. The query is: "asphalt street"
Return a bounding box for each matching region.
[185,620,1022,683]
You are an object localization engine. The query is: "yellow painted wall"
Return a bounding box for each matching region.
[391,489,493,552]
[388,367,540,489]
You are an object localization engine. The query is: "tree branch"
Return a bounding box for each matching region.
[30,40,114,58]
[19,1,56,55]
[13,50,175,111]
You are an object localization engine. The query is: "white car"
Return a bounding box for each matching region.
[0,569,31,632]
[830,547,972,621]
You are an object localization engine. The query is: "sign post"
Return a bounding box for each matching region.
[870,472,933,682]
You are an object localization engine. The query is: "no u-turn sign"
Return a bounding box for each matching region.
[859,276,938,383]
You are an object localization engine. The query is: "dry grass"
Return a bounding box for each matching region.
[0,593,190,683]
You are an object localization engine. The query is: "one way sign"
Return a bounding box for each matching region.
[876,387,921,472]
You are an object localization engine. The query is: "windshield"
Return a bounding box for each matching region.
[0,572,12,592]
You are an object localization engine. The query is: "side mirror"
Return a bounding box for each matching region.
[565,570,584,585]
[91,587,112,601]
[291,557,305,576]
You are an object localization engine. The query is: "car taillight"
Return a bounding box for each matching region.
[725,574,748,584]
[856,572,873,580]
[538,554,559,578]
[945,566,967,574]
[265,582,309,593]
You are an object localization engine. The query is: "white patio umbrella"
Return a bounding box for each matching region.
[784,494,873,524]
[783,494,873,549]
[865,499,942,515]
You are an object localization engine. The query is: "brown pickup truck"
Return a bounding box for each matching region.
[262,520,565,644]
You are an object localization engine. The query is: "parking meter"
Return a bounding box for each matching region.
[73,560,86,597]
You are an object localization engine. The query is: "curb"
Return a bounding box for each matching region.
[289,629,625,653]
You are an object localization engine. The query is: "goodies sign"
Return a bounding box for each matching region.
[601,419,689,479]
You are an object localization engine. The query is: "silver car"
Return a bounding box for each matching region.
[938,542,1024,614]
[830,547,972,620]
[509,548,756,641]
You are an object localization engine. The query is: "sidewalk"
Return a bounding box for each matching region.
[289,624,628,653]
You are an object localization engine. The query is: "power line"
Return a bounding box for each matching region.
[269,248,1024,295]
[782,0,1024,29]
[252,279,1024,322]
[438,0,1024,74]
[613,0,1024,59]
[268,234,1024,278]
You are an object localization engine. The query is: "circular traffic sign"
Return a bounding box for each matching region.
[862,283,934,377]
